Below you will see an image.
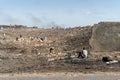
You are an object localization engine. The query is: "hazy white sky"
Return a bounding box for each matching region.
[0,0,120,28]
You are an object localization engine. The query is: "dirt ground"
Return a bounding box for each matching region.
[0,72,120,80]
[0,57,119,73]
[0,27,119,74]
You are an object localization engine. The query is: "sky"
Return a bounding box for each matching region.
[0,0,120,28]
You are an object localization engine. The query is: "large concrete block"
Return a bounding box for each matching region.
[90,22,120,51]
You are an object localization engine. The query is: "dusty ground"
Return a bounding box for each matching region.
[0,27,119,74]
[0,49,119,73]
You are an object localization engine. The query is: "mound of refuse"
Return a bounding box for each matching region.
[90,22,120,51]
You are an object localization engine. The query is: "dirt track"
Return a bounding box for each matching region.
[0,73,120,80]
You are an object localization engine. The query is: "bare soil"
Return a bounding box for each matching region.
[0,27,119,74]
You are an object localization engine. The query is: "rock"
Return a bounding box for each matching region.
[90,22,120,51]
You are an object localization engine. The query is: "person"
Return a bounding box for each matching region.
[77,51,85,58]
[47,52,55,62]
[49,47,54,53]
[47,47,56,62]
[82,47,88,58]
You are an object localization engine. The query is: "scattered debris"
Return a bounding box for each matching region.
[0,23,119,73]
[106,60,119,64]
[41,36,47,41]
[102,56,119,64]
[102,56,112,62]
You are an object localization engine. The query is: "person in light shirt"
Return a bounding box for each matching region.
[82,47,88,58]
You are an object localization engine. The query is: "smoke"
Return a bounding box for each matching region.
[29,14,43,24]
[27,13,61,28]
[0,12,64,28]
[0,11,23,25]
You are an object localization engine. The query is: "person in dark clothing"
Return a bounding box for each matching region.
[77,51,85,58]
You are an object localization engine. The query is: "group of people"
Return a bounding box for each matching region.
[47,47,89,63]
